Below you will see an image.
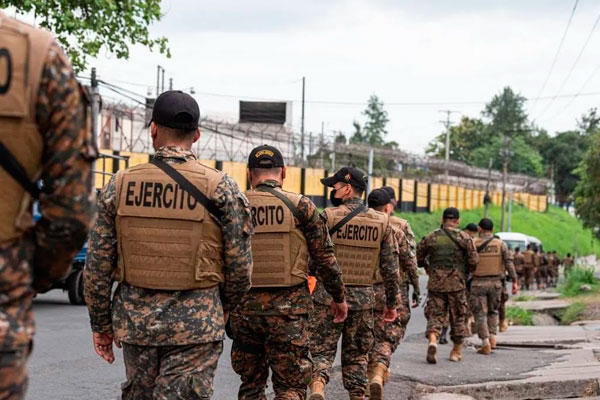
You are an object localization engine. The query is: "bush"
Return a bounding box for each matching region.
[558,302,587,325]
[506,306,534,326]
[559,266,599,297]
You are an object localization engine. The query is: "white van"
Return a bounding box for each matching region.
[496,232,543,252]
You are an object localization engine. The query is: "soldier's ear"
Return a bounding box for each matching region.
[246,169,252,186]
[192,128,201,144]
[281,166,287,180]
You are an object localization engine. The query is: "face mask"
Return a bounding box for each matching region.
[329,189,343,207]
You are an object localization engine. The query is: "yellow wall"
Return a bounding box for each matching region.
[95,149,114,190]
[199,159,217,169]
[416,182,429,209]
[465,189,473,210]
[222,161,247,190]
[430,184,440,211]
[371,176,384,190]
[386,177,400,201]
[117,151,149,170]
[304,168,325,196]
[282,166,302,193]
[456,186,465,210]
[448,185,457,208]
[439,184,449,209]
[401,179,415,202]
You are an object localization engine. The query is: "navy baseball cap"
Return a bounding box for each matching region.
[321,167,367,191]
[248,144,285,168]
[381,186,397,205]
[151,90,200,131]
[478,218,494,231]
[464,223,478,232]
[368,188,391,207]
[442,207,460,219]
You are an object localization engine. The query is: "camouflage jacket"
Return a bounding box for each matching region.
[417,227,479,292]
[312,197,399,310]
[472,233,517,286]
[392,217,419,292]
[0,41,95,351]
[84,146,253,346]
[374,220,417,310]
[513,252,524,266]
[237,180,344,315]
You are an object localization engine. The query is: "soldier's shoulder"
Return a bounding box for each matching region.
[196,161,225,178]
[456,230,472,240]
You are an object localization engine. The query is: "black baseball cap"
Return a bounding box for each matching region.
[368,188,391,207]
[151,90,200,131]
[464,223,478,232]
[442,207,460,219]
[381,186,397,205]
[320,167,367,191]
[478,218,494,231]
[248,144,285,169]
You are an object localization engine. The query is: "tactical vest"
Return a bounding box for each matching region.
[374,215,406,284]
[325,205,388,286]
[115,161,224,290]
[523,250,534,265]
[0,13,54,241]
[514,253,524,266]
[245,187,308,288]
[474,237,503,277]
[429,229,461,269]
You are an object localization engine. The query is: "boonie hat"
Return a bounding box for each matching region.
[248,144,285,169]
[368,188,391,208]
[151,90,200,131]
[320,167,367,191]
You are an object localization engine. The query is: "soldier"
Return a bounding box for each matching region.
[564,253,574,277]
[417,208,478,364]
[366,189,418,399]
[550,251,561,287]
[464,223,478,239]
[309,167,399,400]
[470,219,518,355]
[230,145,348,399]
[83,91,254,399]
[513,247,525,289]
[0,12,96,399]
[522,245,535,290]
[534,249,545,289]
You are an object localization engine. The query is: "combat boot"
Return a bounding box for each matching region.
[368,362,387,400]
[309,377,326,400]
[426,332,439,364]
[439,326,448,344]
[499,319,509,333]
[490,335,497,349]
[449,342,462,362]
[477,338,492,355]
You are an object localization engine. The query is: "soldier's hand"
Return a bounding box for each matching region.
[331,301,348,323]
[412,292,421,308]
[512,281,519,295]
[93,332,116,364]
[383,306,397,323]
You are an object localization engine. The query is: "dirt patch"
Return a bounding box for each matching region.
[580,300,600,321]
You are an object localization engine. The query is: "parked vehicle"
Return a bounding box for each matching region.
[496,232,543,252]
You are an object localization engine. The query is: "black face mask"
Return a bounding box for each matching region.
[329,189,343,207]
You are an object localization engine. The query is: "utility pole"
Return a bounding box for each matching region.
[500,134,514,232]
[483,158,493,218]
[161,68,165,93]
[507,192,513,232]
[90,67,99,150]
[367,147,374,201]
[156,65,161,96]
[169,78,173,91]
[300,76,305,161]
[439,110,459,183]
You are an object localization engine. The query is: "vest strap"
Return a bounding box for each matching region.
[150,157,223,220]
[328,205,366,236]
[0,140,39,199]
[476,236,497,253]
[256,184,305,225]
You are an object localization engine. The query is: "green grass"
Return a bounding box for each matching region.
[512,294,537,302]
[505,306,534,326]
[558,302,587,325]
[396,204,600,257]
[558,266,600,297]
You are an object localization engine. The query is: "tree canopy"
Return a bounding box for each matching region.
[574,130,600,238]
[350,95,390,147]
[4,0,170,71]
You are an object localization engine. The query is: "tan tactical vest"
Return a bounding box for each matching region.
[0,13,54,241]
[245,188,308,288]
[513,253,524,266]
[523,250,534,265]
[115,161,224,290]
[374,215,406,284]
[474,236,503,277]
[325,205,388,286]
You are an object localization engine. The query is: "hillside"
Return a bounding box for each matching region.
[396,205,600,257]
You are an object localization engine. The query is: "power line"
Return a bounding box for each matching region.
[535,11,600,121]
[531,0,579,111]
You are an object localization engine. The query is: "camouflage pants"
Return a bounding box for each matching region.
[0,345,30,400]
[498,284,509,322]
[121,341,222,400]
[310,304,374,398]
[469,281,502,340]
[522,266,534,290]
[230,313,312,400]
[425,290,468,344]
[536,267,548,287]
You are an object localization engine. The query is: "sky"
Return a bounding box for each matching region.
[16,0,600,154]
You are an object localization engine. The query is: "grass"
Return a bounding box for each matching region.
[558,266,600,297]
[558,302,587,325]
[512,294,537,302]
[506,306,534,326]
[396,204,600,257]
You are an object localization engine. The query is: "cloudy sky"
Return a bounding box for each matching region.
[28,0,600,153]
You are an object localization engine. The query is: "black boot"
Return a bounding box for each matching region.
[439,327,448,344]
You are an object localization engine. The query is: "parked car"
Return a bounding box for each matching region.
[496,232,543,252]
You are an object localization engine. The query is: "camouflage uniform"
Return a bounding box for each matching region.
[310,197,399,398]
[513,250,525,288]
[84,146,253,400]
[534,252,545,289]
[417,228,478,344]
[0,36,95,400]
[469,234,516,340]
[230,180,345,400]
[522,249,535,290]
[369,220,417,368]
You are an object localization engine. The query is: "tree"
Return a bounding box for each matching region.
[5,0,170,71]
[351,95,390,146]
[483,86,529,137]
[471,135,544,176]
[574,131,600,238]
[426,117,487,163]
